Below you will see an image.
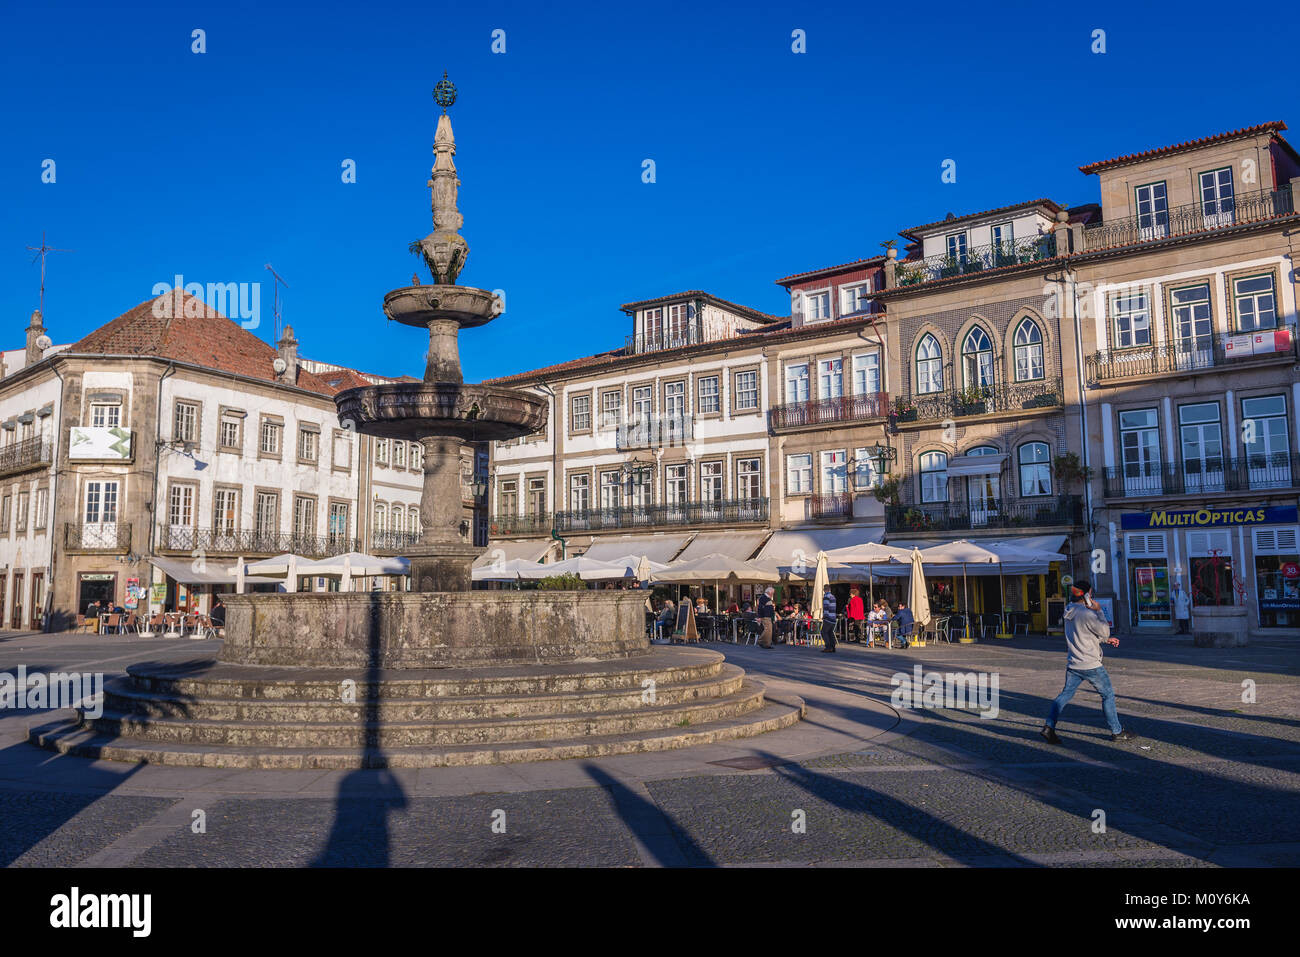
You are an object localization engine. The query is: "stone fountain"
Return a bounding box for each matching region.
[30,77,803,768]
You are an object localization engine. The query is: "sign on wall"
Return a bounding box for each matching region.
[68,426,133,461]
[1121,506,1298,530]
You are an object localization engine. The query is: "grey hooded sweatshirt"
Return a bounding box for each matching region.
[1063,601,1111,671]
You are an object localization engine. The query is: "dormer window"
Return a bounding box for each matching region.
[946,233,967,261]
[840,284,868,316]
[804,291,831,321]
[643,307,664,345]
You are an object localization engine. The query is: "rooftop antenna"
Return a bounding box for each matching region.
[26,232,73,316]
[265,263,288,341]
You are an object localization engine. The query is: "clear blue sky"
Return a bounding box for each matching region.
[3,0,1294,383]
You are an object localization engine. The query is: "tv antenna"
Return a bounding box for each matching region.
[265,264,288,341]
[27,232,73,315]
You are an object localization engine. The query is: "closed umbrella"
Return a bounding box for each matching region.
[810,551,829,640]
[909,547,932,641]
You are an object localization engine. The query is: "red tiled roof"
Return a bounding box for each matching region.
[1079,122,1288,174]
[316,367,375,393]
[69,291,337,396]
[900,199,1064,239]
[616,290,781,324]
[775,255,887,285]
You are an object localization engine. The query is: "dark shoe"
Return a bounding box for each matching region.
[821,647,836,654]
[1040,726,1062,745]
[1111,729,1136,742]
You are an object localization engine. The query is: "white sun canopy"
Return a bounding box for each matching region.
[945,454,1009,477]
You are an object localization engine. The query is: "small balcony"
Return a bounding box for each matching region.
[886,497,1081,533]
[615,416,694,451]
[895,233,1059,287]
[1083,186,1294,251]
[1085,330,1295,384]
[555,497,769,533]
[154,525,360,558]
[897,378,1063,426]
[1101,454,1300,499]
[65,523,132,552]
[770,392,889,432]
[370,529,422,552]
[0,437,52,478]
[808,492,853,523]
[488,512,553,537]
[625,321,708,355]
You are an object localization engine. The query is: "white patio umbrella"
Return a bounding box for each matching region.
[471,558,550,582]
[810,551,830,635]
[822,541,913,608]
[654,553,780,617]
[244,553,305,593]
[909,547,932,639]
[299,552,411,591]
[542,556,630,581]
[914,540,1003,640]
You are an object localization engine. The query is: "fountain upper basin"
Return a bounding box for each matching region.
[335,381,547,442]
[383,285,499,329]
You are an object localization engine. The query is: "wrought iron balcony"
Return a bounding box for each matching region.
[370,529,422,551]
[886,497,1081,533]
[901,377,1063,424]
[1085,330,1296,383]
[154,525,360,557]
[65,523,132,551]
[625,322,707,355]
[488,512,553,537]
[1101,454,1300,499]
[808,492,852,522]
[0,437,52,478]
[555,497,769,532]
[1083,186,1294,251]
[615,415,694,451]
[770,392,889,431]
[895,233,1059,287]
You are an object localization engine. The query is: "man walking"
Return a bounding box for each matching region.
[757,586,776,648]
[820,588,837,653]
[1041,580,1135,744]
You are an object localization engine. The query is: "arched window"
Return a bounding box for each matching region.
[965,445,1001,517]
[919,451,948,503]
[374,504,386,534]
[961,326,995,390]
[915,334,943,394]
[1018,442,1052,497]
[408,506,420,535]
[390,504,404,533]
[1013,319,1044,381]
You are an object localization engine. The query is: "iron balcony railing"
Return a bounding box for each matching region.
[370,529,422,551]
[615,415,694,451]
[66,522,133,551]
[1102,454,1300,499]
[886,497,1081,533]
[809,492,852,522]
[555,497,769,533]
[0,437,52,478]
[1083,186,1294,251]
[154,525,360,557]
[902,377,1063,423]
[770,392,889,431]
[626,322,707,355]
[896,233,1059,287]
[1085,329,1296,382]
[488,512,553,537]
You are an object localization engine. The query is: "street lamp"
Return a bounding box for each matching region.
[851,442,896,490]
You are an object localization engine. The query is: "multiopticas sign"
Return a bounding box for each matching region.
[1121,506,1298,529]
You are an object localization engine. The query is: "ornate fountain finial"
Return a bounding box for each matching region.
[410,72,469,285]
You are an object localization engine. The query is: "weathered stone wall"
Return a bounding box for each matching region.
[221,590,647,668]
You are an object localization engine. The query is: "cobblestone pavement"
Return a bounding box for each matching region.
[1,629,1297,867]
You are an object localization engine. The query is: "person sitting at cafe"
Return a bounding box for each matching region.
[891,601,916,649]
[725,599,740,615]
[695,597,710,616]
[210,598,226,630]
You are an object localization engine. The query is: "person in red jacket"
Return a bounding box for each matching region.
[846,586,866,643]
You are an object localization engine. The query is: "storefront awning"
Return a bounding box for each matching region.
[674,531,770,563]
[473,539,557,567]
[946,454,1008,477]
[151,557,278,586]
[581,534,692,564]
[756,526,885,561]
[987,534,1067,556]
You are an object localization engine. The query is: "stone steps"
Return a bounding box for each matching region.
[82,679,771,748]
[29,696,806,769]
[103,663,747,723]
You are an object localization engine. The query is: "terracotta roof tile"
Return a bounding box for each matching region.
[69,291,336,396]
[1079,122,1288,174]
[775,255,887,285]
[900,199,1064,239]
[616,290,781,324]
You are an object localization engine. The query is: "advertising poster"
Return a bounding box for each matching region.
[1133,563,1169,623]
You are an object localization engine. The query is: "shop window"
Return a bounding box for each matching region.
[1125,533,1168,625]
[1254,527,1300,628]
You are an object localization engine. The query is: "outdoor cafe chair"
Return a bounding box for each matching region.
[945,614,967,643]
[1012,611,1031,636]
[102,614,121,635]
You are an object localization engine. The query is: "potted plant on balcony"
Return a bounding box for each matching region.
[872,475,902,508]
[938,256,962,279]
[956,387,988,416]
[993,243,1018,268]
[891,397,918,423]
[897,265,926,287]
[962,254,984,274]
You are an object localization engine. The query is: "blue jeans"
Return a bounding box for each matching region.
[1047,666,1123,735]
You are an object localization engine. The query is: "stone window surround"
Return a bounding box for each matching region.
[14,489,28,533]
[661,379,688,421]
[326,497,353,537]
[375,437,390,468]
[697,457,726,498]
[735,455,763,498]
[525,473,548,515]
[292,493,319,537]
[86,390,127,428]
[164,478,201,528]
[258,414,284,461]
[1006,312,1049,383]
[1106,284,1158,353]
[812,349,849,402]
[1015,438,1055,498]
[1224,264,1282,334]
[217,405,246,454]
[730,365,761,415]
[627,378,656,427]
[784,451,813,498]
[695,373,722,419]
[253,486,282,535]
[565,467,592,510]
[598,387,624,433]
[297,421,321,465]
[212,483,241,532]
[331,427,353,473]
[33,484,49,531]
[568,390,594,436]
[173,396,203,446]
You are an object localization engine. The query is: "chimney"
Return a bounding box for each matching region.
[26,310,46,366]
[276,325,300,384]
